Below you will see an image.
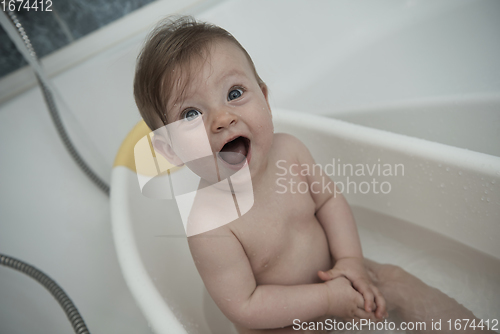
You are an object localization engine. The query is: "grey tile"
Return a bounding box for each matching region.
[0,0,155,78]
[55,0,155,39]
[0,9,68,77]
[0,26,28,78]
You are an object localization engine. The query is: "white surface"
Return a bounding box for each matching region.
[255,0,500,111]
[328,93,500,157]
[0,88,150,333]
[111,169,188,334]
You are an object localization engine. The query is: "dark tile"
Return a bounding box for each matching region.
[53,0,155,40]
[16,8,70,55]
[0,26,28,78]
[0,9,68,77]
[0,0,155,78]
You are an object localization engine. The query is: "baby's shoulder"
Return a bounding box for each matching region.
[273,132,300,144]
[271,133,311,160]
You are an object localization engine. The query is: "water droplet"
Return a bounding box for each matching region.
[486,198,490,202]
[446,167,450,172]
[484,190,488,194]
[492,180,496,184]
[458,171,463,176]
[438,163,442,167]
[463,186,468,190]
[481,197,484,201]
[440,183,445,188]
[429,177,433,181]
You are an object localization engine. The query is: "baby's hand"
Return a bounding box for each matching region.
[319,257,388,319]
[323,276,376,321]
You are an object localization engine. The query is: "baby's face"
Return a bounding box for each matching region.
[162,40,274,183]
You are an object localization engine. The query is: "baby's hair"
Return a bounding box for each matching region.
[133,15,264,130]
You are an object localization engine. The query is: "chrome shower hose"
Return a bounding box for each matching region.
[0,254,91,334]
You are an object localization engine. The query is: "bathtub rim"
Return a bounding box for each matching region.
[272,108,500,174]
[110,168,188,334]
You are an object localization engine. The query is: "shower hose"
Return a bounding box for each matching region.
[0,9,116,334]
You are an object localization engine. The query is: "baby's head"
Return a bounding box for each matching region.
[134,16,274,182]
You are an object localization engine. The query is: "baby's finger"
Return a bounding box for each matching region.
[353,280,375,312]
[353,307,377,321]
[355,291,365,309]
[363,290,375,313]
[371,285,388,319]
[317,268,343,281]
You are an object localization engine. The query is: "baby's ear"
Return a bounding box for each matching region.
[152,134,184,167]
[260,83,271,112]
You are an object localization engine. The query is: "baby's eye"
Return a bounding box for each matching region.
[183,109,201,121]
[228,88,243,101]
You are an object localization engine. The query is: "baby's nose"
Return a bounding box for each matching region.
[211,110,237,132]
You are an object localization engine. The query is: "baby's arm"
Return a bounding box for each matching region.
[188,226,370,329]
[287,134,387,319]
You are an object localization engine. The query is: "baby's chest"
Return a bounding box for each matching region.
[243,173,316,233]
[232,176,318,268]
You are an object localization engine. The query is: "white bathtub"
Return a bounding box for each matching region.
[111,109,500,334]
[109,0,500,333]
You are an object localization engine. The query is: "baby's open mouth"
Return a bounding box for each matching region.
[218,136,250,165]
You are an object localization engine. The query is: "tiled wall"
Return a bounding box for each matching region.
[0,0,155,78]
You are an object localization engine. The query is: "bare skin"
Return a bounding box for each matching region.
[154,39,386,333]
[192,133,384,332]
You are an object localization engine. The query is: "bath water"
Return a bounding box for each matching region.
[353,206,500,333]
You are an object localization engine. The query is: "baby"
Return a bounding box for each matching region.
[133,16,388,333]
